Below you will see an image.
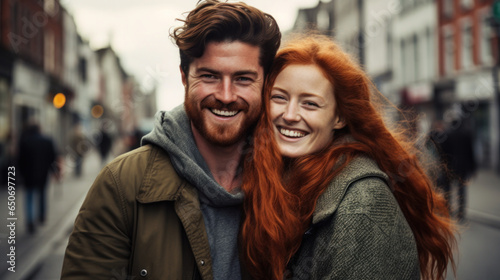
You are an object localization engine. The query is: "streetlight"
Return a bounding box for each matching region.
[91,104,104,119]
[53,93,66,109]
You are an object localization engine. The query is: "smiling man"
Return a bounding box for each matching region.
[184,41,263,147]
[61,1,281,279]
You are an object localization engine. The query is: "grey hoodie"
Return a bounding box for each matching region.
[142,105,244,280]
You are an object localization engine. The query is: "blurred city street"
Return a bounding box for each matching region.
[0,151,499,279]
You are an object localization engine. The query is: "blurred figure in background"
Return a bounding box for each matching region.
[426,120,451,208]
[18,122,59,234]
[98,127,112,165]
[441,118,477,222]
[69,125,88,177]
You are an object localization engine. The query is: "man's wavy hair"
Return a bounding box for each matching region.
[171,0,281,76]
[240,34,457,280]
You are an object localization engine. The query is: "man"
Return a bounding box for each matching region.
[61,1,281,279]
[18,122,59,234]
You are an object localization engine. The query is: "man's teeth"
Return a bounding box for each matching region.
[211,109,238,117]
[280,128,305,138]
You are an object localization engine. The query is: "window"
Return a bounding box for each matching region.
[294,12,308,31]
[461,20,473,70]
[460,0,474,11]
[413,34,419,81]
[79,58,88,82]
[11,2,18,35]
[443,0,454,19]
[44,30,55,73]
[401,39,406,83]
[480,10,493,65]
[426,27,435,78]
[44,0,57,17]
[443,27,455,75]
[400,0,416,13]
[401,36,416,83]
[317,9,330,31]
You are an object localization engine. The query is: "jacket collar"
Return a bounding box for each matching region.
[136,145,192,203]
[312,155,389,225]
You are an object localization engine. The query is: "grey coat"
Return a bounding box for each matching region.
[287,156,420,280]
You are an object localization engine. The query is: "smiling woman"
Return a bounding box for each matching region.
[240,34,457,280]
[270,64,345,158]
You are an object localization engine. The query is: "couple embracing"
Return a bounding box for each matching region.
[62,1,455,279]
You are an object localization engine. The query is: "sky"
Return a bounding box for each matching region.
[60,0,322,111]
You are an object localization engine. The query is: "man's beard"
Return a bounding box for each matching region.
[184,92,261,147]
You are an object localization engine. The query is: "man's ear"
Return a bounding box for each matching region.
[332,116,346,130]
[180,65,187,87]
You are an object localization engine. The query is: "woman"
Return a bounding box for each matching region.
[240,35,456,279]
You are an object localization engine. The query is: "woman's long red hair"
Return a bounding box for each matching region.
[240,35,456,280]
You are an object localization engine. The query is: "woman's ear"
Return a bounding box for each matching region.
[332,116,346,130]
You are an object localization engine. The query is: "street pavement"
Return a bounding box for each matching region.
[0,150,104,280]
[445,170,500,280]
[1,152,500,280]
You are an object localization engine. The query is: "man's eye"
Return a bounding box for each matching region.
[236,77,253,83]
[201,74,217,79]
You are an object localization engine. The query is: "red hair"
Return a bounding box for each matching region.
[240,35,456,280]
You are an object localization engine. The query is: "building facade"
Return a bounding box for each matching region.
[437,0,496,168]
[290,0,499,170]
[0,0,156,172]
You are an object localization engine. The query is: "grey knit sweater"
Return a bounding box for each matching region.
[142,106,244,280]
[286,156,420,280]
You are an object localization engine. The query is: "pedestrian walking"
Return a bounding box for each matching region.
[69,125,88,177]
[97,128,112,165]
[426,120,450,202]
[441,117,477,222]
[18,122,59,234]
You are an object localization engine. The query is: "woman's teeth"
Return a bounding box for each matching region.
[211,109,238,117]
[280,128,305,138]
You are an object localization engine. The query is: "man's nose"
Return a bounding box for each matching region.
[214,78,238,104]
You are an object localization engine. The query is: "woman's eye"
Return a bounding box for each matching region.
[271,95,286,101]
[304,101,319,108]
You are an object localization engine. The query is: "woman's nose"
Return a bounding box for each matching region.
[282,103,301,123]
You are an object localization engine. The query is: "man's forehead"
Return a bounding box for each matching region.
[189,42,263,75]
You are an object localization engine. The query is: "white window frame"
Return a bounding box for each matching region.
[479,8,493,66]
[460,19,474,70]
[443,26,455,75]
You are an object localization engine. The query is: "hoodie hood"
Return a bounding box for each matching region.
[141,105,244,207]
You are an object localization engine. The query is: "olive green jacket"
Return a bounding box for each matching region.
[287,156,420,280]
[62,145,213,279]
